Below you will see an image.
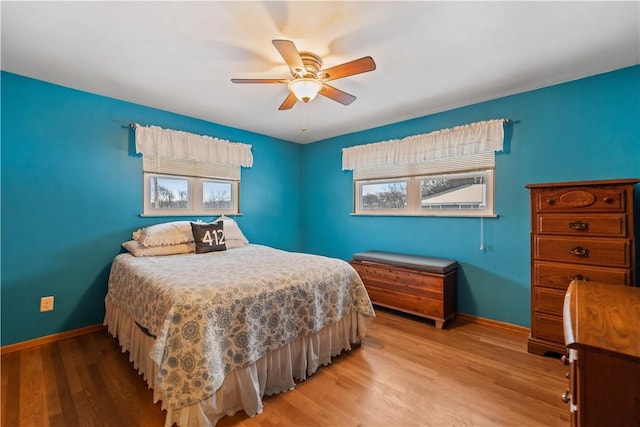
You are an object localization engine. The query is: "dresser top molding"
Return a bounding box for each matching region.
[525,178,640,189]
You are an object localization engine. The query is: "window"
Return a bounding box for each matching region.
[144,173,238,216]
[355,169,494,217]
[150,176,189,209]
[202,180,233,209]
[141,155,240,216]
[358,180,408,211]
[343,119,505,218]
[420,170,493,214]
[133,124,252,217]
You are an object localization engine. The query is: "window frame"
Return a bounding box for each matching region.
[142,173,239,217]
[353,169,495,217]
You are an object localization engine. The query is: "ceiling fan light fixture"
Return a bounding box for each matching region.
[231,39,376,110]
[288,78,322,103]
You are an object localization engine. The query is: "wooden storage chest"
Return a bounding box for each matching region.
[349,251,457,328]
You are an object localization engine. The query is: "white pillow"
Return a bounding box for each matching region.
[212,216,249,244]
[122,240,195,256]
[225,239,247,249]
[133,221,195,247]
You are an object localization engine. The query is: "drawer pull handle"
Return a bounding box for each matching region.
[569,221,588,231]
[570,247,589,257]
[570,274,590,281]
[546,199,556,205]
[561,390,571,404]
[603,197,614,204]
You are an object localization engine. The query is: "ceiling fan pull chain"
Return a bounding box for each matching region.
[302,103,307,132]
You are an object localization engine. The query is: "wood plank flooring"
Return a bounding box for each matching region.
[1,309,570,427]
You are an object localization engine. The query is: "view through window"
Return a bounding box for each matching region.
[356,170,494,217]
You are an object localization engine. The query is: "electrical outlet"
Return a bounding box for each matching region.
[40,296,54,312]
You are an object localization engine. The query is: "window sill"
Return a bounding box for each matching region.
[139,212,243,218]
[350,212,499,218]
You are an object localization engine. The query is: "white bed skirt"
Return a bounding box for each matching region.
[104,301,370,427]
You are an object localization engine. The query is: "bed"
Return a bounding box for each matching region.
[104,234,375,427]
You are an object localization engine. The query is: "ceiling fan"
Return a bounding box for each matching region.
[231,39,376,110]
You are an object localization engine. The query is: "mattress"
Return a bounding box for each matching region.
[104,244,375,424]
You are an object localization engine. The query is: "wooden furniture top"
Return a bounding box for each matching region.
[525,178,640,189]
[564,280,640,359]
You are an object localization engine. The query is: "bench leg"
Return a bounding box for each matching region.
[435,320,444,329]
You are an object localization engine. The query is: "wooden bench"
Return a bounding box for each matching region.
[349,251,458,328]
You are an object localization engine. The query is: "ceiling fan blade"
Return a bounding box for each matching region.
[231,78,288,84]
[278,92,298,110]
[272,39,306,77]
[319,83,356,106]
[320,56,376,81]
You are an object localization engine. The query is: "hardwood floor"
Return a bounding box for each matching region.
[2,309,570,427]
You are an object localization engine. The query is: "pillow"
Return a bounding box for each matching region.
[133,221,195,247]
[122,240,195,257]
[212,216,249,244]
[191,222,227,254]
[224,239,247,249]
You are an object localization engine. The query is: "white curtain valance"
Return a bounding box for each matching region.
[342,119,506,171]
[134,124,253,168]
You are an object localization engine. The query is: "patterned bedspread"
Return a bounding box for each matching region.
[105,244,374,409]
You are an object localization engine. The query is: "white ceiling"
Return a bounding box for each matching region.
[2,1,639,144]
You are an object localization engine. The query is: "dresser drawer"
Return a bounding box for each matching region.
[533,312,565,343]
[534,286,566,315]
[535,236,630,267]
[536,214,627,237]
[534,261,631,290]
[534,187,625,213]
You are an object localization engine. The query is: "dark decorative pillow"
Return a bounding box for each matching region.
[190,222,227,254]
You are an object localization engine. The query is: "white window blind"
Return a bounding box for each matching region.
[353,151,495,180]
[143,155,241,180]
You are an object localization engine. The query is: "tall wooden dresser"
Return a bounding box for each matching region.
[525,178,639,356]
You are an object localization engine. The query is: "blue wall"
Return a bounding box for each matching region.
[1,72,302,346]
[2,66,638,346]
[300,66,640,327]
